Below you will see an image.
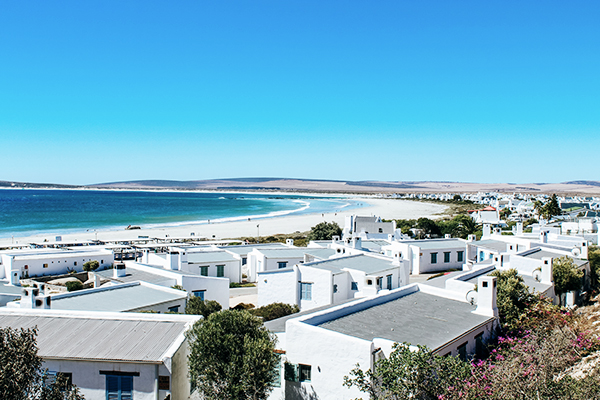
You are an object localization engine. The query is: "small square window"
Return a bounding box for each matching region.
[168,306,180,313]
[192,290,205,300]
[351,282,358,291]
[430,253,438,264]
[299,364,311,382]
[300,283,312,300]
[482,281,488,288]
[278,262,288,269]
[216,265,225,277]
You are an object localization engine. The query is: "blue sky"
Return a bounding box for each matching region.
[1,1,598,185]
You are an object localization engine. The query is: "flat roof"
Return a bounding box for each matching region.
[318,291,492,350]
[96,268,173,285]
[50,282,187,312]
[304,254,397,275]
[220,243,287,255]
[187,251,238,264]
[474,240,509,253]
[253,249,313,258]
[0,309,198,363]
[403,239,466,250]
[265,298,358,333]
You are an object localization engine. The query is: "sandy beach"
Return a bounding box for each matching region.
[0,198,447,246]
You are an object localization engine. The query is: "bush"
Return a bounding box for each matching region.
[186,297,222,319]
[552,256,584,297]
[249,303,299,321]
[83,260,99,271]
[65,281,83,292]
[307,222,342,241]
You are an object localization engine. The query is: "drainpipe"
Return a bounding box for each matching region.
[155,364,159,400]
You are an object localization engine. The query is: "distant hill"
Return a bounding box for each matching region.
[3,178,600,195]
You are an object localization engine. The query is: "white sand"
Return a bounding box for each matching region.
[0,198,447,246]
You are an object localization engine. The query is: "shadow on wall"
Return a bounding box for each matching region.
[285,382,319,400]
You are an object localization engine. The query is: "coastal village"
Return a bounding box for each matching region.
[1,192,599,399]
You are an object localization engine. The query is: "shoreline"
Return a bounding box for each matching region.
[0,197,447,247]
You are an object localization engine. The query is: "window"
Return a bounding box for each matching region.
[106,375,133,400]
[216,265,225,277]
[73,262,77,266]
[475,333,487,359]
[300,283,312,300]
[192,290,205,300]
[43,263,48,268]
[457,251,464,262]
[200,266,208,276]
[333,284,338,293]
[351,282,358,291]
[168,305,180,313]
[457,342,468,361]
[479,251,484,262]
[378,228,383,233]
[386,274,392,290]
[444,252,451,263]
[299,364,311,382]
[278,261,288,269]
[242,257,247,265]
[430,253,437,264]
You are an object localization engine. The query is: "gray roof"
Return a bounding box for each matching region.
[0,281,24,295]
[187,251,238,264]
[219,243,287,255]
[265,299,358,333]
[318,291,492,350]
[51,283,187,312]
[253,249,312,259]
[405,239,466,250]
[0,311,196,363]
[303,255,397,275]
[96,269,174,285]
[304,248,337,259]
[419,270,469,289]
[359,240,390,252]
[474,240,509,253]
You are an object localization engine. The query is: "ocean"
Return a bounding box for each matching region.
[0,189,361,238]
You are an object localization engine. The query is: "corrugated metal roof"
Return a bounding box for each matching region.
[0,313,193,363]
[51,283,187,312]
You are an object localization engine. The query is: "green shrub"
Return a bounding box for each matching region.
[65,281,83,292]
[83,260,99,271]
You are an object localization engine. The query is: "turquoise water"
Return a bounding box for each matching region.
[0,189,360,238]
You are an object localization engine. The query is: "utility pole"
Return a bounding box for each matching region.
[257,224,260,244]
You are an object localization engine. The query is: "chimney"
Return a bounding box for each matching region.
[286,239,294,246]
[493,227,501,236]
[475,276,498,318]
[540,231,548,244]
[20,283,51,309]
[516,222,523,235]
[467,234,476,242]
[91,272,101,288]
[332,235,340,243]
[506,243,517,254]
[352,237,362,249]
[482,224,491,238]
[445,234,451,239]
[580,241,588,259]
[540,257,553,285]
[113,263,126,278]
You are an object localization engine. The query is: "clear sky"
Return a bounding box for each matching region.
[1,1,598,185]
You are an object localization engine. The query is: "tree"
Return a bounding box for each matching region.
[344,342,470,400]
[249,303,299,321]
[552,256,583,296]
[187,310,279,400]
[588,245,600,290]
[542,194,561,220]
[307,221,342,241]
[489,269,534,330]
[416,218,441,238]
[0,327,84,400]
[452,194,462,201]
[453,214,479,239]
[185,297,222,319]
[500,208,511,220]
[82,260,99,271]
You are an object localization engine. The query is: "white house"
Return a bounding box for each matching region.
[7,281,189,314]
[140,246,242,283]
[469,206,500,224]
[0,247,114,284]
[343,215,396,240]
[257,254,409,311]
[220,242,295,279]
[265,279,499,400]
[96,261,230,308]
[0,308,199,400]
[247,247,337,283]
[381,238,468,275]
